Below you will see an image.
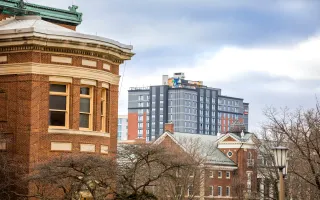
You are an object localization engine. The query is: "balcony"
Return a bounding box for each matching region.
[247,159,254,167]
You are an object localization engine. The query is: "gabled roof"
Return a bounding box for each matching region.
[0,0,82,26]
[217,131,255,144]
[154,131,237,167]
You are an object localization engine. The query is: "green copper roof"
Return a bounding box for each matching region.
[0,0,82,26]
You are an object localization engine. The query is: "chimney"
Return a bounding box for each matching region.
[164,122,174,133]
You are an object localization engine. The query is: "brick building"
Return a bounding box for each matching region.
[153,123,258,200]
[0,0,134,197]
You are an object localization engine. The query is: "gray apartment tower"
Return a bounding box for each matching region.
[128,73,249,141]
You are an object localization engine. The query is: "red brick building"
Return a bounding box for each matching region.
[0,1,134,197]
[153,124,258,200]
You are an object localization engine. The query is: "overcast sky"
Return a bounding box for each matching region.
[30,0,320,131]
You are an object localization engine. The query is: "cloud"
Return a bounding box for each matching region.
[26,0,320,131]
[118,33,320,131]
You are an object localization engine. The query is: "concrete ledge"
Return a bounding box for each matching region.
[48,128,110,138]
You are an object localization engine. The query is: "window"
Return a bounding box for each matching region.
[176,169,182,177]
[0,142,6,151]
[176,186,182,196]
[80,86,93,130]
[226,186,230,196]
[138,130,143,138]
[189,171,194,177]
[227,151,233,157]
[226,171,231,179]
[101,89,107,132]
[218,186,222,196]
[138,109,143,114]
[49,84,69,128]
[209,171,214,178]
[218,171,222,178]
[209,186,213,196]
[188,185,193,196]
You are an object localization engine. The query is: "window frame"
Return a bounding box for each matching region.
[188,185,193,196]
[218,186,222,196]
[101,88,107,132]
[209,186,214,196]
[49,83,69,129]
[226,171,231,179]
[218,171,222,179]
[226,186,230,196]
[79,86,94,130]
[209,171,214,178]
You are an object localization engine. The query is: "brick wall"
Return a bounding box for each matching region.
[0,50,120,175]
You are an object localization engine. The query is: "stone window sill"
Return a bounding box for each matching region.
[48,128,110,138]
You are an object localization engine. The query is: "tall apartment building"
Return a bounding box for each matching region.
[128,73,249,141]
[118,115,128,141]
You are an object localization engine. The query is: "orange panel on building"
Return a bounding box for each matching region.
[128,113,138,140]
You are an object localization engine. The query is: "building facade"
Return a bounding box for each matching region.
[0,1,133,197]
[128,73,249,141]
[118,115,128,141]
[153,124,258,200]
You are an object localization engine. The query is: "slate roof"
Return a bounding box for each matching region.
[167,132,237,166]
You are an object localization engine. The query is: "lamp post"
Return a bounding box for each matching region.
[272,146,289,200]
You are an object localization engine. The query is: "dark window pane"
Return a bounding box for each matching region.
[80,87,90,95]
[50,84,66,92]
[49,111,65,126]
[80,98,90,113]
[80,113,89,128]
[49,95,66,110]
[101,101,104,114]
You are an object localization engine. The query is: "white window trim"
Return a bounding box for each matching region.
[218,171,222,179]
[226,171,231,179]
[209,186,214,196]
[218,186,222,196]
[226,186,231,196]
[209,171,214,178]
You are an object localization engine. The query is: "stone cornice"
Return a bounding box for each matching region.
[0,62,120,85]
[0,42,130,64]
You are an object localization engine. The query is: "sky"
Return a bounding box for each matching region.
[29,0,320,131]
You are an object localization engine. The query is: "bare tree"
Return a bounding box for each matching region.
[115,143,191,200]
[0,153,28,200]
[260,102,320,199]
[28,154,116,200]
[154,136,216,200]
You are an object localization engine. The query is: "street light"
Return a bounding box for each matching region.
[272,146,289,200]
